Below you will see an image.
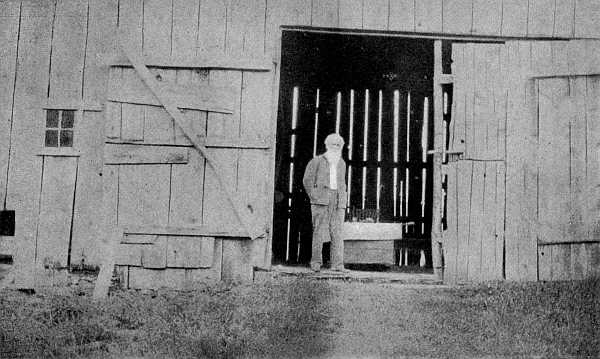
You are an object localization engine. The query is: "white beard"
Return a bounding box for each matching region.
[324,150,341,165]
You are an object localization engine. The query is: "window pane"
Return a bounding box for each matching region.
[61,110,74,128]
[46,110,59,128]
[60,130,73,147]
[45,130,58,147]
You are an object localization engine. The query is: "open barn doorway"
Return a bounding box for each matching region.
[272,31,439,272]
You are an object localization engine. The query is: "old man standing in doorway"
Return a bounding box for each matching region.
[303,133,349,272]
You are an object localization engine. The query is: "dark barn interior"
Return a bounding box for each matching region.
[272,31,436,268]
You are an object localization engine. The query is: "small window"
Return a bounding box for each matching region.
[45,110,74,147]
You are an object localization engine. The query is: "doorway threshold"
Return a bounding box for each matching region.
[256,265,443,285]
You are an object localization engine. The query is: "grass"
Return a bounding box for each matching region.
[0,277,598,358]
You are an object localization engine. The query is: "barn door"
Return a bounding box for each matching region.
[99,38,274,288]
[443,41,510,283]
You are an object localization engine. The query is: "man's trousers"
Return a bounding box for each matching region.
[310,189,345,270]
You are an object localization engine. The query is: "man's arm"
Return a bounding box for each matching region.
[303,157,317,200]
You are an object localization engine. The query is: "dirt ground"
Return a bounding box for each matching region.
[0,269,598,358]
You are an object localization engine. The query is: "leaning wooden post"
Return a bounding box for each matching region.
[431,40,444,281]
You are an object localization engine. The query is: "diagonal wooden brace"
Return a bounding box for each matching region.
[117,35,263,240]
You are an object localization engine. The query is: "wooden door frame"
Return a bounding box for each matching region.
[270,28,446,274]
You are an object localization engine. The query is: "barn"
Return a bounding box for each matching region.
[0,0,599,290]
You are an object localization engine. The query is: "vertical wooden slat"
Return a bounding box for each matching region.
[338,0,363,29]
[265,0,312,56]
[456,160,472,281]
[538,245,552,280]
[118,165,171,227]
[0,0,20,210]
[36,157,78,268]
[120,103,145,141]
[311,0,339,27]
[574,0,600,38]
[48,0,88,101]
[569,77,587,243]
[171,0,200,58]
[83,0,118,103]
[388,0,414,32]
[570,243,586,280]
[142,0,173,56]
[472,0,502,35]
[481,162,498,280]
[226,0,266,58]
[551,244,571,280]
[495,44,509,160]
[495,161,506,279]
[118,0,143,52]
[197,0,227,54]
[467,161,485,282]
[415,0,442,33]
[450,43,466,153]
[442,0,472,34]
[553,0,575,37]
[444,162,459,283]
[169,150,205,227]
[70,110,106,265]
[7,1,55,288]
[463,44,475,158]
[537,78,570,244]
[528,0,556,36]
[586,77,600,244]
[363,0,389,30]
[501,0,528,37]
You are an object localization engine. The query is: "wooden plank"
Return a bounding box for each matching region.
[471,44,494,158]
[104,144,189,165]
[472,0,502,36]
[463,44,475,157]
[120,103,145,141]
[141,236,167,269]
[123,224,248,238]
[519,49,538,281]
[415,0,442,33]
[456,161,473,281]
[570,243,586,280]
[486,44,501,159]
[344,240,395,264]
[166,236,215,268]
[174,70,208,146]
[108,73,235,114]
[501,0,528,37]
[197,0,227,54]
[586,77,600,242]
[450,43,466,152]
[443,163,459,284]
[553,0,575,37]
[265,0,312,56]
[143,100,176,145]
[363,0,389,31]
[36,157,78,267]
[342,223,407,240]
[122,234,159,244]
[83,0,119,103]
[467,161,485,281]
[480,162,498,280]
[503,41,523,281]
[104,52,273,71]
[118,165,171,227]
[537,78,570,244]
[388,0,414,32]
[495,162,506,279]
[528,0,556,36]
[7,0,55,288]
[338,0,363,29]
[538,245,552,280]
[169,146,205,227]
[226,0,266,58]
[551,243,571,280]
[495,44,509,160]
[48,0,88,101]
[311,0,339,27]
[118,0,143,52]
[114,245,142,266]
[70,111,105,265]
[222,239,253,282]
[569,77,587,243]
[0,0,20,211]
[588,242,600,276]
[128,267,165,289]
[442,0,472,34]
[574,0,600,38]
[171,0,200,58]
[142,0,172,56]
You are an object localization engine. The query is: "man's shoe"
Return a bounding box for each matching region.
[310,263,321,272]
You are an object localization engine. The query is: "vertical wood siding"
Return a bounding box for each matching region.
[1,0,600,286]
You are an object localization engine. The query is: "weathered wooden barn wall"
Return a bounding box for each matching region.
[444,41,600,283]
[1,0,600,286]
